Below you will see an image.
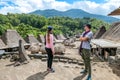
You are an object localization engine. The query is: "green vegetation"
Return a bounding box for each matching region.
[0,13,110,37]
[30,9,120,23]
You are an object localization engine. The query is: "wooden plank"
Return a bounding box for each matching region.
[91,39,120,48]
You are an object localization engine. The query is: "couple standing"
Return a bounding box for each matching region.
[45,24,93,80]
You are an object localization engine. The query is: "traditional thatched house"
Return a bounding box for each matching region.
[91,22,120,61]
[108,7,120,16]
[1,29,26,48]
[56,34,66,40]
[25,34,40,44]
[93,26,106,39]
[101,22,120,42]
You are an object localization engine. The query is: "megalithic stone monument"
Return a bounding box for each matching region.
[19,40,30,62]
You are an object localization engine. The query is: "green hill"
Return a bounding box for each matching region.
[30,9,120,23]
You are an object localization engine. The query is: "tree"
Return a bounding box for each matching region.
[0,13,110,37]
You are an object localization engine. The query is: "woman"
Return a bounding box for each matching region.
[45,26,55,73]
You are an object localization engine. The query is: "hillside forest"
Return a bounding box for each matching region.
[0,13,110,38]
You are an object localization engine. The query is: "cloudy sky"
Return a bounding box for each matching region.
[0,0,120,17]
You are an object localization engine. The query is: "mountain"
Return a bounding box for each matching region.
[29,9,120,23]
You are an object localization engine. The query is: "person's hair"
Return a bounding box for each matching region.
[85,24,91,29]
[47,28,52,43]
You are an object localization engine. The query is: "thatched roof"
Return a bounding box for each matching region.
[0,37,7,49]
[93,26,106,39]
[37,35,45,43]
[108,7,120,16]
[56,34,66,40]
[1,29,26,48]
[101,22,120,42]
[25,34,40,44]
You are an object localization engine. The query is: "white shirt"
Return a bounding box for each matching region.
[81,31,93,49]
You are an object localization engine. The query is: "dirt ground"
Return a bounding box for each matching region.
[0,58,120,80]
[0,45,120,80]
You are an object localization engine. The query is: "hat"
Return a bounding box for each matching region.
[48,26,53,30]
[84,24,91,29]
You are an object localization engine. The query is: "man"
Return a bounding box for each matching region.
[79,24,93,80]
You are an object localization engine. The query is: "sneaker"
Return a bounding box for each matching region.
[86,75,91,80]
[50,68,55,73]
[80,70,87,74]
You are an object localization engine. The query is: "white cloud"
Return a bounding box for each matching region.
[0,0,70,14]
[0,0,120,18]
[71,0,120,16]
[50,1,71,11]
[72,1,99,13]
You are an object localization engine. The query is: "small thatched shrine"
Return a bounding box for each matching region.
[25,34,40,44]
[1,29,26,48]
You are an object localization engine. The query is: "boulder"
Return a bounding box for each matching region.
[63,38,75,46]
[54,43,66,54]
[69,43,76,47]
[40,45,47,54]
[28,43,41,54]
[75,33,81,38]
[64,39,71,46]
[40,43,66,54]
